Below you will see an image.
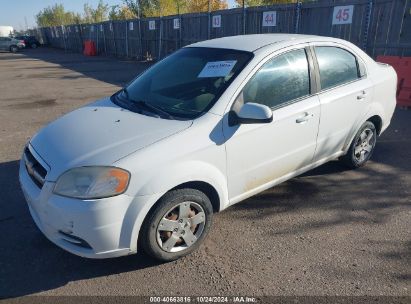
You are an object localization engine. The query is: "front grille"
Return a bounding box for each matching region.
[23,147,47,188]
[58,230,93,249]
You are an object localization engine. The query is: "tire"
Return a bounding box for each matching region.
[140,188,213,262]
[31,43,38,49]
[340,121,377,169]
[9,45,18,53]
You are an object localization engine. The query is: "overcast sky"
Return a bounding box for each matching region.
[0,0,237,31]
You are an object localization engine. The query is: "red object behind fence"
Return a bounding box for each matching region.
[83,40,96,56]
[377,55,411,107]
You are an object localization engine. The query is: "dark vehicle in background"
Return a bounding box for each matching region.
[0,37,25,52]
[15,36,40,48]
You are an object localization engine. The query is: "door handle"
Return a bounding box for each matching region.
[357,90,367,100]
[296,112,314,124]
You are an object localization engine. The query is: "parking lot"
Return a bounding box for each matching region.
[0,48,410,299]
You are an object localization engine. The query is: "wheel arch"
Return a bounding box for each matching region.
[367,115,383,135]
[170,181,221,213]
[122,172,227,253]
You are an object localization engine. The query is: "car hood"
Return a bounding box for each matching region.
[30,98,192,181]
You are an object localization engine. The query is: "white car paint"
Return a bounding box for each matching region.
[19,34,396,258]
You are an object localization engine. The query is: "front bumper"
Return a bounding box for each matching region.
[19,158,136,259]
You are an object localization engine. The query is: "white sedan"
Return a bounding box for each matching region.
[19,34,396,261]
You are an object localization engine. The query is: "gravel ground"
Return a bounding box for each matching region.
[0,48,410,300]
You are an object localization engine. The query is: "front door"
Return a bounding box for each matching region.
[224,48,321,203]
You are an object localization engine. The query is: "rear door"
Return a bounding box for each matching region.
[311,44,372,161]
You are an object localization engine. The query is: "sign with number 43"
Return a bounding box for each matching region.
[262,11,277,27]
[332,5,354,25]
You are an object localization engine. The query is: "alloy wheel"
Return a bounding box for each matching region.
[353,127,375,163]
[156,201,206,253]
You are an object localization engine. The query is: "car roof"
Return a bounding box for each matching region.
[187,34,332,52]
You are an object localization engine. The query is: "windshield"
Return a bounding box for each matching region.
[112,47,253,120]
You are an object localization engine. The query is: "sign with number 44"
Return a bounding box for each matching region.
[332,5,354,25]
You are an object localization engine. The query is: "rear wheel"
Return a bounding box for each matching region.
[9,45,18,53]
[340,121,377,169]
[140,188,213,262]
[31,43,38,49]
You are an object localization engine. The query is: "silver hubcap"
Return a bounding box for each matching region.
[354,128,375,163]
[156,201,206,253]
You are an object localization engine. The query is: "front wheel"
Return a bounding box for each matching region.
[340,121,377,169]
[140,188,213,262]
[10,45,18,53]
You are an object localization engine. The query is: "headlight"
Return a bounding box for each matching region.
[54,167,130,199]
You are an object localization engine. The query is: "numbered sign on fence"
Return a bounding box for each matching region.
[149,20,156,30]
[109,23,113,31]
[100,24,103,32]
[129,22,134,31]
[332,5,354,25]
[262,11,277,27]
[90,25,94,32]
[173,18,180,30]
[212,15,221,28]
[75,26,79,33]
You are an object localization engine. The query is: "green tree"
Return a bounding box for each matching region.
[36,4,80,26]
[234,0,311,7]
[83,0,110,23]
[109,5,137,20]
[122,0,228,17]
[186,0,228,13]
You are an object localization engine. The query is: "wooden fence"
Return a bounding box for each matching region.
[34,0,410,60]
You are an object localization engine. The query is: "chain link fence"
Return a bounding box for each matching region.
[30,0,411,60]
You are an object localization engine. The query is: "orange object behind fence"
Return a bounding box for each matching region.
[377,55,411,108]
[83,40,96,56]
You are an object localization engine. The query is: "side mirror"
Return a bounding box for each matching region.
[229,102,273,126]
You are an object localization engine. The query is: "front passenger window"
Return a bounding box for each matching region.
[242,49,310,109]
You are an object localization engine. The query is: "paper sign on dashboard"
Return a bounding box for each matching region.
[198,60,237,78]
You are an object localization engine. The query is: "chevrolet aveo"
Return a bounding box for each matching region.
[19,34,396,261]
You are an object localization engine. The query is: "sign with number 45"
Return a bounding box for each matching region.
[332,5,354,25]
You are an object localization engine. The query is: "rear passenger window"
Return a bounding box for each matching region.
[315,47,360,90]
[242,49,310,109]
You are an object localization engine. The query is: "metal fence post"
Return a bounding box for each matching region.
[103,24,107,56]
[125,21,129,57]
[158,17,163,59]
[294,1,302,34]
[112,23,117,56]
[242,0,246,34]
[62,25,67,52]
[178,14,182,48]
[96,24,99,54]
[208,0,211,39]
[363,0,373,51]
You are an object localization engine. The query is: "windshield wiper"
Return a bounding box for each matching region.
[121,88,175,120]
[134,100,175,120]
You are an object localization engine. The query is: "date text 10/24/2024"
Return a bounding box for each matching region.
[149,296,257,303]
